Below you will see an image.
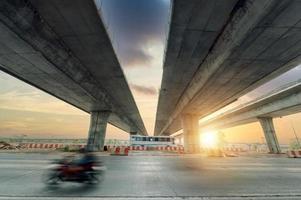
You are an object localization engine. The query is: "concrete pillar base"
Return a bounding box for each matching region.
[258,117,281,154]
[181,114,200,153]
[86,111,110,152]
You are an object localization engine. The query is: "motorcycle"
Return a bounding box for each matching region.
[44,156,105,185]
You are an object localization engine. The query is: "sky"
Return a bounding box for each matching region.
[0,0,301,145]
[95,0,171,134]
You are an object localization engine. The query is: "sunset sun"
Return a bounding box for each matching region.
[200,131,218,148]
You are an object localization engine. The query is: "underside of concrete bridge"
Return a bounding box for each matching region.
[200,83,301,130]
[199,82,301,153]
[155,0,301,152]
[0,0,147,150]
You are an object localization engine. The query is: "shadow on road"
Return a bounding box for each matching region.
[43,183,101,196]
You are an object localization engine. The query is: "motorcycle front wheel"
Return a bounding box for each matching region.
[43,170,61,185]
[86,171,100,184]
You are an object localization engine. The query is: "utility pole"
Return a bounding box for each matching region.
[290,119,301,148]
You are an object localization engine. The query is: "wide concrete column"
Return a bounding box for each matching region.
[87,111,110,151]
[181,114,200,153]
[258,117,281,154]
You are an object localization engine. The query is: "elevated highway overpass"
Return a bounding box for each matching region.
[0,0,147,150]
[199,81,301,153]
[155,0,301,152]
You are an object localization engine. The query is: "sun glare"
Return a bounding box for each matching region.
[200,131,218,148]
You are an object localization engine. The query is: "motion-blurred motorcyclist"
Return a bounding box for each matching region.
[75,148,98,171]
[45,148,102,184]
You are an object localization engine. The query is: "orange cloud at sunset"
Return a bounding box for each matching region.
[0,107,129,140]
[0,71,129,140]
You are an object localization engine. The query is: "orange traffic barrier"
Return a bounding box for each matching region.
[22,143,66,149]
[287,150,301,158]
[110,146,129,156]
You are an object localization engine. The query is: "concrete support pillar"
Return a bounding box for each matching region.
[258,117,281,154]
[87,111,110,152]
[181,114,200,153]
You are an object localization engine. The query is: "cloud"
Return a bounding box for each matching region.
[130,84,157,96]
[97,0,170,68]
[120,47,154,67]
[0,72,86,116]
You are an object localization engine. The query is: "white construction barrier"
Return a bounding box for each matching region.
[128,146,184,153]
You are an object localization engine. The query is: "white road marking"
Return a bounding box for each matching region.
[1,195,301,200]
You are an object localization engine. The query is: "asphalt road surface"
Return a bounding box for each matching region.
[0,151,301,200]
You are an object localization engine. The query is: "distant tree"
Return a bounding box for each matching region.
[289,138,301,150]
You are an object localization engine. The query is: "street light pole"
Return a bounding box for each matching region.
[290,119,301,148]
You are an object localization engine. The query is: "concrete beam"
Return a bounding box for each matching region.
[181,114,200,153]
[258,117,281,154]
[156,0,278,136]
[199,82,301,131]
[87,111,110,151]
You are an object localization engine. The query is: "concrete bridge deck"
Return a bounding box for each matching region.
[200,81,301,130]
[0,0,146,136]
[155,0,301,136]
